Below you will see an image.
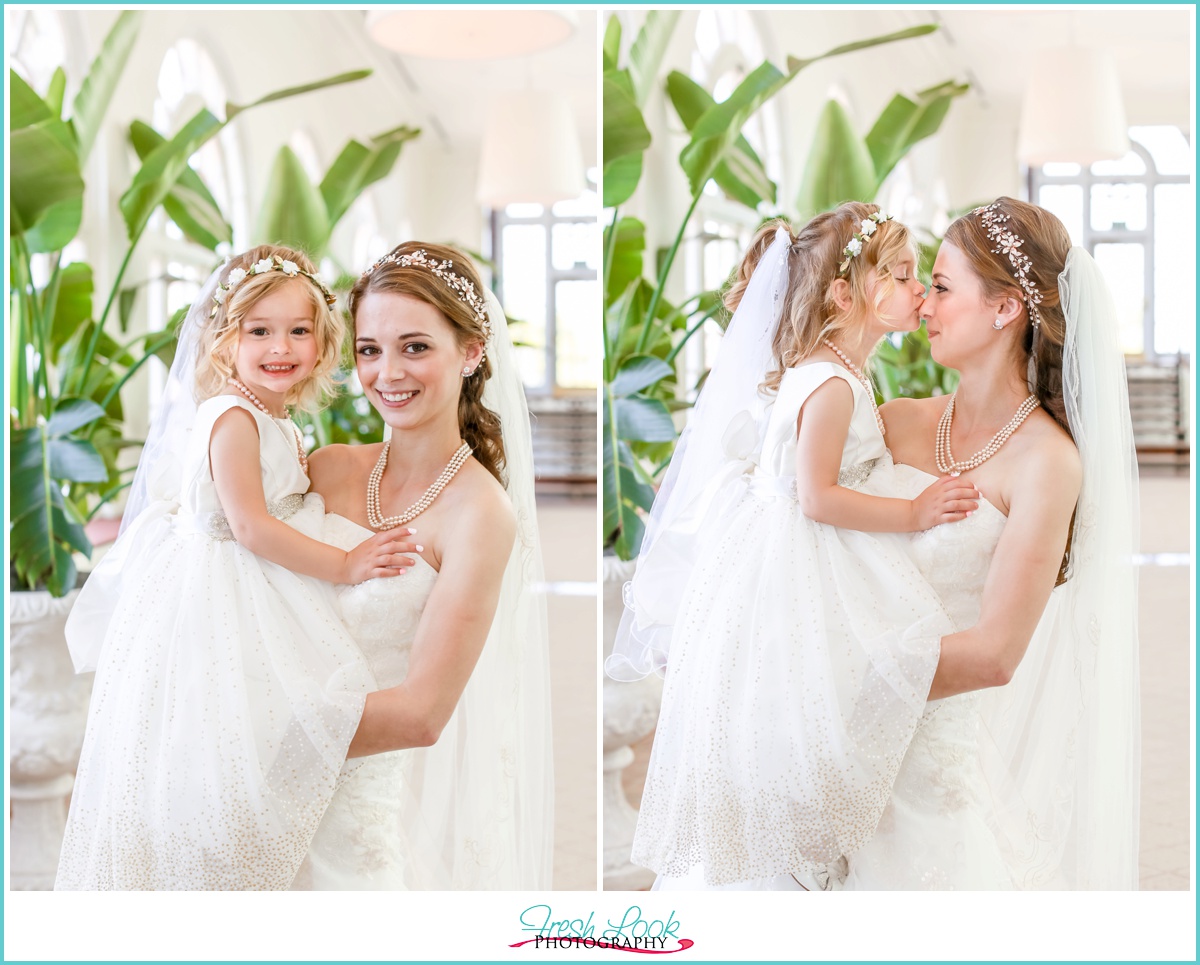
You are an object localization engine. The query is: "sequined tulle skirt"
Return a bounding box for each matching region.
[631,474,953,887]
[55,499,375,890]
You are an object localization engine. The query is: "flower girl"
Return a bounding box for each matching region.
[611,205,978,890]
[56,245,415,890]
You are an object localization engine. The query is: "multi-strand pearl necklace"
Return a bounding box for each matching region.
[822,339,885,436]
[935,392,1039,475]
[366,440,472,531]
[229,377,308,476]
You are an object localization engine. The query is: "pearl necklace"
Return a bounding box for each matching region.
[822,339,886,436]
[366,439,472,530]
[229,377,308,476]
[935,392,1039,475]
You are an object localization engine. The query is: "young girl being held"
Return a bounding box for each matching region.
[57,245,415,890]
[613,204,975,891]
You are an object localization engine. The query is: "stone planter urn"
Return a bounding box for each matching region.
[9,589,93,890]
[602,555,662,890]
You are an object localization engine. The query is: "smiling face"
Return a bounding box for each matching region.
[230,280,320,406]
[353,291,483,433]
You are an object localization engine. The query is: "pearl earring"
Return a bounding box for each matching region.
[992,318,1004,330]
[462,366,472,376]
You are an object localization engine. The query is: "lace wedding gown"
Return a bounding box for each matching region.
[844,456,1014,889]
[639,362,954,888]
[56,397,375,890]
[289,507,442,890]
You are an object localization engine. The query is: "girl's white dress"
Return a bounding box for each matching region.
[56,396,376,890]
[636,362,954,887]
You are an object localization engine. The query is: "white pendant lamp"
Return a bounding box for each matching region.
[366,9,576,60]
[1017,46,1130,166]
[477,91,584,208]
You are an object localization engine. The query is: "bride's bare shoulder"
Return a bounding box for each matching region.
[308,442,384,492]
[879,394,947,435]
[441,459,517,547]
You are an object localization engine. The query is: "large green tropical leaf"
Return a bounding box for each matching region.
[666,71,775,208]
[794,99,878,219]
[11,68,54,129]
[865,80,969,186]
[255,145,331,255]
[118,108,223,241]
[605,217,646,307]
[22,197,84,253]
[319,125,421,229]
[602,151,643,208]
[628,11,680,108]
[49,262,94,361]
[9,74,83,236]
[610,354,673,397]
[603,70,651,168]
[129,120,232,250]
[602,14,620,71]
[680,25,938,197]
[70,10,141,163]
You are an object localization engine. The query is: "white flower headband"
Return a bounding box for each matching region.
[211,255,336,318]
[973,201,1044,328]
[837,210,893,276]
[363,248,493,342]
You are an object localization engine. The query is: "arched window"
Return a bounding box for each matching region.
[1030,126,1192,359]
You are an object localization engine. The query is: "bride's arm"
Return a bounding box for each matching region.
[347,479,517,756]
[927,439,1081,699]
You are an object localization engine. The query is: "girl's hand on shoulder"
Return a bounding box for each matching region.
[342,527,420,584]
[909,476,980,530]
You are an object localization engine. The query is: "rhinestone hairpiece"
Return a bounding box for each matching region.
[838,210,893,276]
[211,255,336,318]
[364,249,493,341]
[973,202,1043,328]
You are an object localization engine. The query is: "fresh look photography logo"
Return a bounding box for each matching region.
[511,904,694,953]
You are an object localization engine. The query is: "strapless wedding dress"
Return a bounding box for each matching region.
[291,508,442,890]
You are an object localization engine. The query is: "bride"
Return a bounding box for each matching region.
[617,197,1138,890]
[293,242,554,890]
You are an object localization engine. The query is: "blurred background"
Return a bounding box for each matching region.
[601,8,1191,891]
[8,8,597,890]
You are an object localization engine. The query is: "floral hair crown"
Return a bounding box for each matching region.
[211,255,336,318]
[973,202,1043,328]
[837,210,893,276]
[364,248,493,341]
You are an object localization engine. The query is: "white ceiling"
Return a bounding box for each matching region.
[336,9,598,163]
[918,9,1191,106]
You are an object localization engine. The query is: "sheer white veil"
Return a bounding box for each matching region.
[402,286,555,888]
[606,227,792,680]
[979,246,1141,888]
[66,262,224,672]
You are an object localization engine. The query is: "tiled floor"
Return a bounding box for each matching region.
[621,469,1192,890]
[537,494,599,890]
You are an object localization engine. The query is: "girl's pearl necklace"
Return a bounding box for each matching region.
[367,439,472,531]
[823,339,886,436]
[229,377,308,476]
[935,392,1039,475]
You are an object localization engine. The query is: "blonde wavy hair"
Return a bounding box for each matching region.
[725,205,916,394]
[193,244,343,413]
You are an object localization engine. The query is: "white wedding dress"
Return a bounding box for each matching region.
[290,506,442,890]
[844,455,1014,889]
[639,361,955,888]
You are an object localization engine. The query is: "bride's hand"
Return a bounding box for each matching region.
[341,527,421,583]
[909,476,980,530]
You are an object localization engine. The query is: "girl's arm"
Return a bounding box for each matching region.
[927,441,1082,698]
[347,482,517,756]
[794,379,978,532]
[209,407,416,584]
